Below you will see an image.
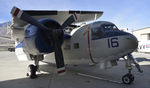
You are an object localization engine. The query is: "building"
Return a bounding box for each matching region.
[132,27,150,42]
[132,27,150,53]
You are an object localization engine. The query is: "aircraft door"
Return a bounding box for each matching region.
[90,26,104,62]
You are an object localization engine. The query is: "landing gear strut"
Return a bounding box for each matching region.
[122,54,135,84]
[122,64,134,84]
[26,55,43,79]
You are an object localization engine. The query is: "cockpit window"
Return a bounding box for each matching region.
[92,27,103,40]
[102,25,118,30]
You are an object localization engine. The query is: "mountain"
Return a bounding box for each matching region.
[0,21,11,37]
[0,21,14,47]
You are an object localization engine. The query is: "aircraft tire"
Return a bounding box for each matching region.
[28,64,38,79]
[122,73,134,84]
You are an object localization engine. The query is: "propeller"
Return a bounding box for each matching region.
[11,6,77,75]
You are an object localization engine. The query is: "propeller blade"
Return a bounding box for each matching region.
[53,29,65,75]
[11,6,50,31]
[61,13,77,29]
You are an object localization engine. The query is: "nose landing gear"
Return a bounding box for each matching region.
[122,73,134,84]
[122,53,142,84]
[122,54,134,84]
[26,55,43,79]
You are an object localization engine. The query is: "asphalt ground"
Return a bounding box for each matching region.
[0,51,150,88]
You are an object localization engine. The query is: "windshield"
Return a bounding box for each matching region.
[102,25,118,30]
[92,27,103,39]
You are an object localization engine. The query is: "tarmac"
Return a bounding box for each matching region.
[0,51,150,88]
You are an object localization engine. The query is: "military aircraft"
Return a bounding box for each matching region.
[9,6,142,84]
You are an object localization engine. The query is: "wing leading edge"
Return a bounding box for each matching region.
[11,10,103,28]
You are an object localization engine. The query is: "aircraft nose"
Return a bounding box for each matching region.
[126,33,138,50]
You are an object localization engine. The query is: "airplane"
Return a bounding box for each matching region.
[7,6,142,84]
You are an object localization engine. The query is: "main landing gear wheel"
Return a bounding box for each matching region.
[27,64,38,79]
[122,73,134,84]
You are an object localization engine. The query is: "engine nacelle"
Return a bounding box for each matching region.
[23,19,64,55]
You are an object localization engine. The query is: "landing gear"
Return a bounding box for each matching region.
[122,54,135,84]
[27,64,38,79]
[122,73,134,84]
[26,55,44,79]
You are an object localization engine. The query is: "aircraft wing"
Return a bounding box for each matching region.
[11,10,103,27]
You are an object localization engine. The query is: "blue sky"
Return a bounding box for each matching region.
[0,0,150,30]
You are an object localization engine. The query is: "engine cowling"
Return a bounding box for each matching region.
[23,18,64,55]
